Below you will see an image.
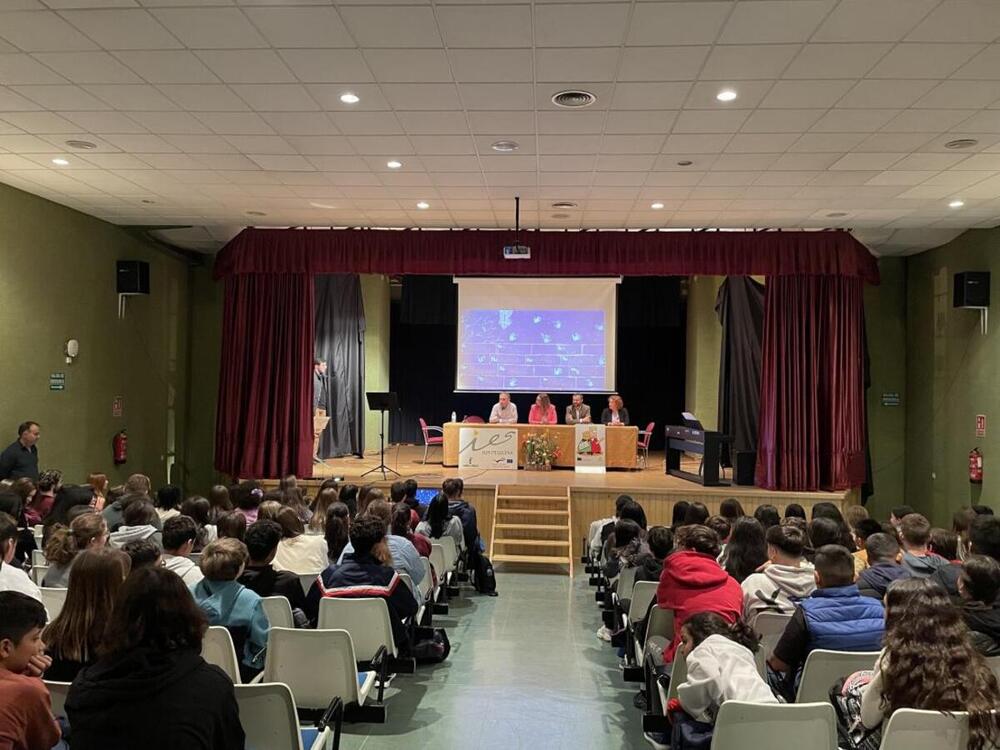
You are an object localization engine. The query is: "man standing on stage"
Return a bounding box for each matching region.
[565,394,591,425]
[313,358,328,415]
[489,392,518,424]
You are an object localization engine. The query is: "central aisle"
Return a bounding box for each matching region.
[339,569,649,749]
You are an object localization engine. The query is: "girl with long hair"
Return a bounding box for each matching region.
[271,506,328,574]
[308,486,340,534]
[324,502,351,563]
[86,473,108,512]
[416,492,464,551]
[180,496,217,551]
[207,484,233,523]
[42,511,109,588]
[722,517,768,583]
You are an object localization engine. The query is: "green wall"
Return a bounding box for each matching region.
[905,229,999,524]
[0,181,191,488]
[684,275,723,430]
[360,274,391,455]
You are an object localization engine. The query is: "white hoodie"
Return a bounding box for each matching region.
[677,634,779,723]
[162,553,204,586]
[740,561,816,627]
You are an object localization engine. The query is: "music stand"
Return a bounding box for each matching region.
[362,392,400,479]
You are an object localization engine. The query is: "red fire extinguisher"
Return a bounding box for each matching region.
[113,430,128,466]
[970,447,984,484]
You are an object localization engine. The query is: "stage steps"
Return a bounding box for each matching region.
[490,485,573,575]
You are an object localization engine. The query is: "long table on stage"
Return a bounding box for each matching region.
[442,422,638,470]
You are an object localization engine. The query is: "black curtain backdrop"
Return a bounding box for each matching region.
[716,277,766,465]
[389,276,685,450]
[314,274,365,458]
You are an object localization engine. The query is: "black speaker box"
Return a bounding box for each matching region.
[734,451,757,486]
[954,271,990,308]
[117,260,150,295]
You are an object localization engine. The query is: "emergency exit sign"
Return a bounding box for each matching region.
[977,414,986,438]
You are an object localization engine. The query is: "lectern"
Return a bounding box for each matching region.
[362,392,399,479]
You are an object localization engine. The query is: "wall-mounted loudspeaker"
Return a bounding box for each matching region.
[954,271,990,309]
[734,451,756,486]
[117,260,150,296]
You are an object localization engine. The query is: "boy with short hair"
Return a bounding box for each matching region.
[0,590,61,750]
[767,544,884,701]
[899,513,949,578]
[741,524,816,627]
[238,520,306,612]
[161,515,204,586]
[857,533,911,599]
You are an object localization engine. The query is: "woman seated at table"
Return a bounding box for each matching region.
[601,395,630,426]
[528,393,557,425]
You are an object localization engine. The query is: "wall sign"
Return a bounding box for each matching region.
[49,372,65,391]
[458,425,518,470]
[881,392,900,407]
[575,423,607,474]
[977,414,986,438]
[112,396,124,418]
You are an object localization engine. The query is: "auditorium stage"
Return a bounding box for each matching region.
[298,446,853,560]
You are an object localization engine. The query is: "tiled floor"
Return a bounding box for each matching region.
[338,567,648,749]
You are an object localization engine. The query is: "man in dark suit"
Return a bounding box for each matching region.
[0,422,40,481]
[565,394,592,425]
[313,358,328,415]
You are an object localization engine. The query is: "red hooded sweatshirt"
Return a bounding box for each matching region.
[656,550,743,663]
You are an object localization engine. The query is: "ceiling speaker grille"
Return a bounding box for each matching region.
[551,90,597,108]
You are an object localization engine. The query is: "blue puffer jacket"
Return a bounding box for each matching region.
[800,584,885,652]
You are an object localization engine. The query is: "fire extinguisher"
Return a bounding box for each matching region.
[113,430,128,466]
[970,447,984,484]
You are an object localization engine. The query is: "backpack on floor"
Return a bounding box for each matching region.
[473,552,498,596]
[411,627,451,664]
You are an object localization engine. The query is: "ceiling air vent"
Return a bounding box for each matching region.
[551,90,597,108]
[551,201,578,209]
[945,139,978,150]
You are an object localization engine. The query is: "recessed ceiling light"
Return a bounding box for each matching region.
[339,92,360,104]
[51,158,69,166]
[491,140,520,152]
[949,199,965,208]
[309,202,336,210]
[651,202,665,210]
[416,201,430,210]
[65,139,96,149]
[944,138,978,150]
[676,160,693,167]
[551,89,597,108]
[716,89,738,102]
[246,210,266,216]
[826,211,849,218]
[386,160,402,169]
[551,201,578,209]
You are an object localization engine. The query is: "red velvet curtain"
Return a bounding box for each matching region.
[215,274,315,479]
[755,276,868,491]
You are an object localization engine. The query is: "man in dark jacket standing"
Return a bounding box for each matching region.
[0,422,40,481]
[305,516,418,651]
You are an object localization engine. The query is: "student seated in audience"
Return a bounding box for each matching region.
[0,512,41,603]
[42,510,108,587]
[304,516,418,653]
[401,478,423,517]
[602,519,648,584]
[232,480,263,524]
[337,484,359,519]
[215,510,247,542]
[959,554,1000,656]
[929,527,960,564]
[674,612,778,728]
[811,502,856,551]
[66,566,244,750]
[102,490,156,534]
[706,515,732,552]
[255,498,282,522]
[271,506,328,574]
[392,502,431,557]
[722,517,768,584]
[850,518,884,578]
[636,526,672,584]
[955,506,978,561]
[889,505,915,530]
[589,494,632,562]
[670,501,690,532]
[179,496,216,551]
[238,519,307,615]
[154,484,182,523]
[768,545,884,702]
[837,578,1000,750]
[741,524,816,627]
[22,469,61,526]
[108,499,162,550]
[340,500,425,594]
[442,477,481,555]
[656,525,742,664]
[122,538,161,571]
[161,515,204,586]
[719,498,745,522]
[857,533,911,600]
[307,486,339,535]
[933,515,1000,599]
[684,501,710,526]
[324,502,351,563]
[417,492,465,552]
[805,517,842,562]
[899,513,948,578]
[602,499,647,559]
[0,591,61,750]
[784,503,806,520]
[191,538,270,681]
[43,548,130,681]
[207,484,233,523]
[752,504,780,531]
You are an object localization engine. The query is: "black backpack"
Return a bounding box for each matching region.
[473,552,498,596]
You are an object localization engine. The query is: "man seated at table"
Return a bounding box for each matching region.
[565,394,591,425]
[489,392,518,424]
[528,393,557,425]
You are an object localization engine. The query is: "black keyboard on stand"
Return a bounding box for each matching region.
[664,425,731,486]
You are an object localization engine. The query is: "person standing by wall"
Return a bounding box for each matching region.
[0,422,40,482]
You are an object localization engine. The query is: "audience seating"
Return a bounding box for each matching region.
[711,701,838,750]
[752,612,793,679]
[878,708,970,750]
[418,418,443,464]
[428,545,451,614]
[30,565,48,587]
[235,682,343,750]
[621,580,658,681]
[262,596,296,630]
[795,649,879,703]
[637,605,673,668]
[318,597,415,677]
[39,587,67,621]
[260,627,384,723]
[202,625,243,684]
[31,548,45,567]
[398,572,430,627]
[434,536,461,595]
[44,680,71,721]
[32,525,43,548]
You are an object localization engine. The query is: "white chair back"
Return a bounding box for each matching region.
[262,627,363,710]
[44,680,71,720]
[32,548,46,567]
[418,557,433,600]
[33,525,43,547]
[201,625,242,683]
[753,611,793,678]
[234,682,303,750]
[986,655,1000,684]
[317,597,397,660]
[666,644,688,703]
[616,566,638,601]
[429,545,447,583]
[627,580,658,623]
[711,701,838,749]
[437,536,458,570]
[30,565,48,586]
[796,649,879,703]
[261,596,295,630]
[39,587,67,621]
[879,708,970,750]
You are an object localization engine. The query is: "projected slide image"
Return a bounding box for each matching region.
[459,309,607,391]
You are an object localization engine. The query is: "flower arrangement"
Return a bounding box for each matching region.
[524,432,561,469]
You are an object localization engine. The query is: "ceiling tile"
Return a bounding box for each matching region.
[915,81,1000,109]
[854,132,937,152]
[287,135,355,155]
[329,111,405,135]
[891,152,969,170]
[307,84,390,111]
[595,154,655,171]
[865,170,939,186]
[114,51,219,84]
[382,83,461,110]
[347,135,412,156]
[769,152,841,170]
[600,134,664,154]
[246,154,314,171]
[811,109,900,133]
[448,49,532,83]
[196,51,295,85]
[868,43,982,78]
[364,49,452,84]
[700,44,799,80]
[760,80,854,109]
[719,1,834,44]
[423,158,482,174]
[260,112,338,136]
[789,132,867,151]
[882,109,977,132]
[127,110,208,134]
[618,47,709,82]
[12,84,107,109]
[339,5,442,48]
[225,134,295,154]
[663,133,732,153]
[604,110,677,134]
[613,82,691,110]
[150,8,267,49]
[959,110,1000,132]
[684,81,774,109]
[784,43,891,79]
[194,111,274,135]
[535,48,618,83]
[725,133,800,153]
[410,135,475,155]
[436,5,531,48]
[952,153,1000,171]
[627,1,731,45]
[836,80,937,109]
[906,1,1000,43]
[953,44,1000,79]
[61,9,182,50]
[829,152,906,170]
[242,7,354,48]
[742,109,825,133]
[0,10,98,51]
[99,133,176,152]
[673,109,750,134]
[712,154,779,171]
[230,84,318,111]
[163,134,235,153]
[0,54,67,84]
[538,133,602,154]
[58,110,145,133]
[812,0,941,43]
[468,110,534,133]
[535,3,629,47]
[85,84,177,110]
[278,50,373,85]
[459,83,532,111]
